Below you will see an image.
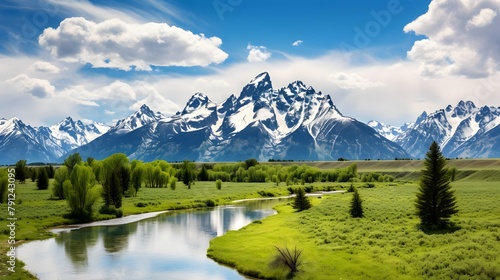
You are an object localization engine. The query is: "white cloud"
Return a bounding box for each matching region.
[330,73,385,90]
[404,0,500,78]
[30,61,60,73]
[39,17,228,71]
[292,40,303,47]
[6,74,55,98]
[104,110,115,115]
[467,8,497,29]
[247,44,271,63]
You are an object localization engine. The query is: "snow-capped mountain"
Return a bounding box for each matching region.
[369,111,427,141]
[394,101,500,158]
[111,104,165,133]
[0,117,110,165]
[72,72,409,161]
[367,120,406,141]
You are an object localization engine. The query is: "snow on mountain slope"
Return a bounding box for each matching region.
[112,104,165,133]
[394,100,500,158]
[71,72,409,161]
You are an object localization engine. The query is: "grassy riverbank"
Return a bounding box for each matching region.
[0,180,291,279]
[208,178,500,279]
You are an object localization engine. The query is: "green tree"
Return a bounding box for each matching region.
[30,167,37,182]
[415,141,458,229]
[65,164,101,220]
[15,160,27,183]
[215,179,222,190]
[349,188,364,218]
[169,177,177,190]
[181,160,196,188]
[64,153,82,174]
[292,187,311,212]
[52,166,69,199]
[46,165,55,179]
[130,163,145,197]
[198,164,209,181]
[0,169,8,203]
[245,158,259,169]
[102,154,130,209]
[37,167,49,190]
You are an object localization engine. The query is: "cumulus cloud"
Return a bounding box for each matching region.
[404,0,500,78]
[6,74,55,98]
[39,17,229,71]
[467,8,497,29]
[330,73,385,90]
[30,61,60,73]
[292,40,303,47]
[247,44,271,63]
[60,80,180,115]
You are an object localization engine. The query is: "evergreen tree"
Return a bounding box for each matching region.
[415,141,458,229]
[47,165,55,179]
[216,179,222,190]
[15,160,27,183]
[349,188,364,218]
[37,167,49,190]
[102,153,129,208]
[198,164,209,181]
[30,168,37,182]
[292,187,311,212]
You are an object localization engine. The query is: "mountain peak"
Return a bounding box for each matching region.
[250,72,271,86]
[182,92,213,114]
[452,100,476,117]
[238,72,274,102]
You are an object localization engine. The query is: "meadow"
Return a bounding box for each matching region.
[208,171,500,279]
[1,159,499,279]
[0,179,292,279]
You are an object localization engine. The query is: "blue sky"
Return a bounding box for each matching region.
[1,0,500,127]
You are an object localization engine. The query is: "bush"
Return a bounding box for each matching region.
[270,245,303,275]
[304,186,314,193]
[204,199,216,207]
[135,202,147,207]
[347,184,355,192]
[287,187,295,194]
[216,179,222,190]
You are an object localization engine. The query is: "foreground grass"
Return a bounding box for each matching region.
[0,180,292,279]
[208,180,500,279]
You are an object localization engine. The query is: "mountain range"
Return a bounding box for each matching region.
[1,72,500,164]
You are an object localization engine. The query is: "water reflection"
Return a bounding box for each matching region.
[18,199,288,280]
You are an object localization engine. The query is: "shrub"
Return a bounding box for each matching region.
[216,179,222,190]
[270,245,303,275]
[204,199,216,207]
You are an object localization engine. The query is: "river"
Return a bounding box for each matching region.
[17,198,292,280]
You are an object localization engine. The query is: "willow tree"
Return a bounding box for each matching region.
[415,141,458,229]
[65,164,100,220]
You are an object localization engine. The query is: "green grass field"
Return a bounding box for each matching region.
[0,179,291,279]
[208,177,500,279]
[2,159,500,279]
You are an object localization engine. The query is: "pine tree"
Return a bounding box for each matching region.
[292,187,311,211]
[37,168,49,190]
[415,141,458,229]
[349,188,363,218]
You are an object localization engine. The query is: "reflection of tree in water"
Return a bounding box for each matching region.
[102,222,138,253]
[55,227,99,268]
[54,222,138,268]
